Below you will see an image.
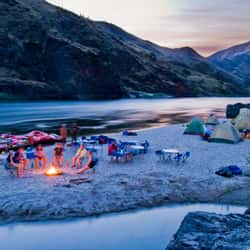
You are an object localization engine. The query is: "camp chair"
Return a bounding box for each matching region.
[140,140,150,153]
[119,140,137,146]
[26,148,35,160]
[111,151,125,162]
[73,142,81,147]
[86,147,98,157]
[107,138,116,144]
[111,149,132,162]
[90,135,99,141]
[99,135,108,144]
[182,152,190,163]
[122,130,138,136]
[174,153,183,164]
[155,150,164,160]
[4,161,18,176]
[26,148,36,168]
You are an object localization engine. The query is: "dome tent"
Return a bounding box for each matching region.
[235,108,250,131]
[184,117,206,135]
[206,114,219,125]
[208,122,242,144]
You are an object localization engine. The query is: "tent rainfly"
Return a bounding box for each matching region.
[235,108,250,131]
[184,117,206,135]
[206,114,219,125]
[208,122,242,144]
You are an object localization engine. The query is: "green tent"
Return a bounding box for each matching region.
[184,117,206,135]
[208,122,242,144]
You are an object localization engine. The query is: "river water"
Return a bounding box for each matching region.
[0,97,249,134]
[0,203,246,250]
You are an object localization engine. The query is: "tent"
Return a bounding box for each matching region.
[235,108,250,131]
[208,122,242,144]
[206,114,219,125]
[184,117,206,135]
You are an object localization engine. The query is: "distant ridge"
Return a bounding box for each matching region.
[209,41,250,86]
[0,0,248,100]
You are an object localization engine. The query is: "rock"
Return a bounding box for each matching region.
[226,103,250,118]
[0,0,248,100]
[166,211,250,250]
[245,208,250,215]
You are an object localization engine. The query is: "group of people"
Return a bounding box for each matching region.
[6,143,97,177]
[60,123,80,142]
[5,122,98,177]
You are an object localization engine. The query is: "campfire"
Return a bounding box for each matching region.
[45,166,63,176]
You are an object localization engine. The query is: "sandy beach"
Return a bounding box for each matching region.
[1,123,250,223]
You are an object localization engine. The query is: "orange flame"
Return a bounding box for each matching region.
[45,166,62,176]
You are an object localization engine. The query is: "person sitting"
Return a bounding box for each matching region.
[72,144,87,168]
[34,144,47,169]
[7,148,29,177]
[108,141,118,156]
[52,143,64,168]
[5,150,18,176]
[77,150,98,174]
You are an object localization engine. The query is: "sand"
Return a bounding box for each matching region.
[0,123,250,223]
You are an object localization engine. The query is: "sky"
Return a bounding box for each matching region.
[48,0,250,56]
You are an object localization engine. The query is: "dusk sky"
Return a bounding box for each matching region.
[48,0,250,56]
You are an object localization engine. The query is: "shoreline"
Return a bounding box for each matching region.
[0,201,247,226]
[1,124,250,224]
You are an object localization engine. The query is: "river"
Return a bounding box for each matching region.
[0,97,249,134]
[0,203,246,250]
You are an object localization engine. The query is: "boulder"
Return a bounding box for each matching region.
[166,211,250,250]
[226,103,250,118]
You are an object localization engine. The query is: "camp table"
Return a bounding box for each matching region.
[120,140,137,146]
[82,139,99,155]
[81,139,98,148]
[129,145,145,155]
[162,149,179,161]
[82,139,97,144]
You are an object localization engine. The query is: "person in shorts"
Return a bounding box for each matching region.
[52,143,64,168]
[34,144,47,169]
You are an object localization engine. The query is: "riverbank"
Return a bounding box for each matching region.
[0,124,250,223]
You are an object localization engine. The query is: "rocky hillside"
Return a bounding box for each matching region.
[0,0,247,100]
[209,41,250,86]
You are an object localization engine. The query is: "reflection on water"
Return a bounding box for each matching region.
[0,204,246,250]
[0,97,249,134]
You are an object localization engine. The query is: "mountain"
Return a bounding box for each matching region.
[96,21,204,64]
[0,0,247,100]
[209,41,250,86]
